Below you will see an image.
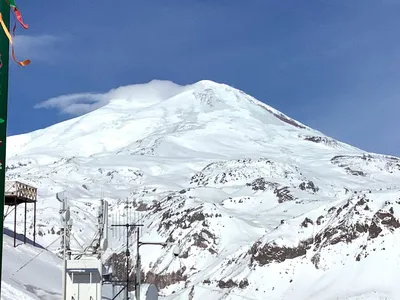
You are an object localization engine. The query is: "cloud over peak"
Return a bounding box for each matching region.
[34,80,189,116]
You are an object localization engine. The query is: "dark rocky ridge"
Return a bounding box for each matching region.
[247,193,400,272]
[302,135,339,147]
[249,239,312,266]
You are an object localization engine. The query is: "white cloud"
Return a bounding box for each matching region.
[34,92,107,116]
[13,34,62,62]
[34,80,188,116]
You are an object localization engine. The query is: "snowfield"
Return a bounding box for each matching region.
[3,79,400,299]
[1,234,61,300]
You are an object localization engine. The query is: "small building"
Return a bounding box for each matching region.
[4,180,37,247]
[65,258,103,300]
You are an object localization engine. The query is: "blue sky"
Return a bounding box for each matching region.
[6,0,400,156]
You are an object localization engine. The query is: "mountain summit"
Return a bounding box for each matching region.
[9,79,342,158]
[6,80,400,300]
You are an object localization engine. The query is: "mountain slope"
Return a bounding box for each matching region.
[5,79,400,300]
[1,234,61,300]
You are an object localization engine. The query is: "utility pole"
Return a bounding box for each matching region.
[0,0,11,293]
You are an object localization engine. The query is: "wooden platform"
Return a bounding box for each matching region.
[3,180,37,247]
[5,181,37,205]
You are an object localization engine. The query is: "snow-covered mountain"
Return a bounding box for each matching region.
[5,79,400,299]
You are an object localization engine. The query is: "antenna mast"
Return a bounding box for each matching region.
[58,192,109,300]
[57,191,71,300]
[108,197,166,300]
[110,197,144,300]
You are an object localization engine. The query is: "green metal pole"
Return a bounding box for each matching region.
[0,0,11,294]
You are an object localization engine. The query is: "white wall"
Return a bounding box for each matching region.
[65,258,103,300]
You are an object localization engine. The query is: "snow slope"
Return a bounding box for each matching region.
[4,79,400,299]
[1,234,61,300]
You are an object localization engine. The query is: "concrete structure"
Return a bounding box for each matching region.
[65,258,103,300]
